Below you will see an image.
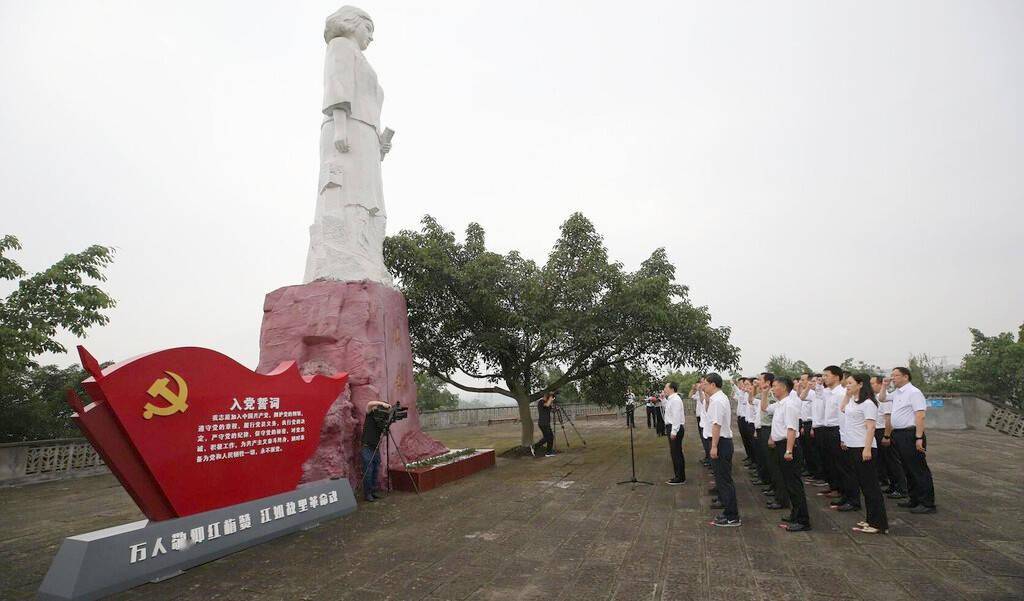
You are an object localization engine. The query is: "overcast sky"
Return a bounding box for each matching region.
[2,0,1022,383]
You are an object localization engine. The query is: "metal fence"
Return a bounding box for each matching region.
[418,403,619,430]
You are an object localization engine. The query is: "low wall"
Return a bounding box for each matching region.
[922,393,1022,435]
[0,438,107,487]
[419,403,619,431]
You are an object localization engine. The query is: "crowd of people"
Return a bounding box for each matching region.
[645,366,937,530]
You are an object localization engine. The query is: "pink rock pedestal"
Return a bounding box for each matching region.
[257,280,448,490]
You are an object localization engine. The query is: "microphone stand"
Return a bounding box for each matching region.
[617,404,653,487]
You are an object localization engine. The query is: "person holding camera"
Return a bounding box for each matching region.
[537,392,556,457]
[361,399,391,502]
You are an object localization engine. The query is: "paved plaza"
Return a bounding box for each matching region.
[2,419,1023,601]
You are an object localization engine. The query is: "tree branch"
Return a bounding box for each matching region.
[415,362,513,397]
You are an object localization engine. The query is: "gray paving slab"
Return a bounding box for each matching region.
[1,420,1022,601]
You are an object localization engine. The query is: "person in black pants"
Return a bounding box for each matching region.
[871,376,907,497]
[646,397,656,428]
[888,367,937,513]
[654,396,666,436]
[843,374,888,534]
[663,381,686,484]
[769,377,810,531]
[705,373,740,527]
[755,375,789,511]
[536,393,555,457]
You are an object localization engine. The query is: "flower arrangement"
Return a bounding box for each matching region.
[404,448,478,469]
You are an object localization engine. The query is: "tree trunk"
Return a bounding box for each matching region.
[517,395,535,449]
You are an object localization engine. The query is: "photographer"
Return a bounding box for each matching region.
[536,392,556,457]
[625,389,637,428]
[361,400,391,502]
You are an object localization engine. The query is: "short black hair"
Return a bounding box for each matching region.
[893,366,912,381]
[776,375,794,393]
[760,372,775,384]
[823,365,843,378]
[704,373,723,388]
[667,381,678,392]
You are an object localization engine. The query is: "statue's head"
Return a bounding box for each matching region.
[324,6,374,50]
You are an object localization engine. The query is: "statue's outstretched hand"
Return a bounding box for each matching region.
[380,141,391,160]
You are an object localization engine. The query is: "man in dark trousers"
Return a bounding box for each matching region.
[536,392,556,457]
[662,381,686,485]
[769,376,811,532]
[888,367,937,513]
[625,389,637,428]
[706,373,741,527]
[653,394,666,436]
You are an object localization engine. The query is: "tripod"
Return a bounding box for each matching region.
[617,405,652,487]
[367,412,421,496]
[552,402,587,447]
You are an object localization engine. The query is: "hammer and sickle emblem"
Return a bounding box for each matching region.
[143,371,189,419]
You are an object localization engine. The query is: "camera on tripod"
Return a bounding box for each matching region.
[386,401,408,424]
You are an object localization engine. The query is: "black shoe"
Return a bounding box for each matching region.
[886,491,907,499]
[766,502,786,510]
[829,499,846,507]
[710,502,725,510]
[372,493,384,500]
[762,489,775,496]
[909,505,937,514]
[897,500,919,508]
[364,496,376,503]
[833,503,859,512]
[667,478,686,485]
[783,523,811,532]
[751,480,767,486]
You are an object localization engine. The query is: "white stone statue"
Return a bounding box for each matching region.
[304,6,394,285]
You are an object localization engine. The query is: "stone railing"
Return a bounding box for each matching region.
[987,406,1024,437]
[0,438,107,486]
[918,392,1023,436]
[418,403,619,431]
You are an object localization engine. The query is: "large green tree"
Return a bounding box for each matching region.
[945,325,1024,407]
[764,354,813,379]
[0,235,116,442]
[413,371,460,411]
[384,213,739,447]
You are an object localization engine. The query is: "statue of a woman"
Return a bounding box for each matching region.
[304,6,393,285]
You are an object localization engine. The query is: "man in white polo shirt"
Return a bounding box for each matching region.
[888,367,936,513]
[705,373,740,527]
[820,365,858,508]
[663,381,686,485]
[768,376,810,532]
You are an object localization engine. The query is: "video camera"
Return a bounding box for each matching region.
[388,401,409,423]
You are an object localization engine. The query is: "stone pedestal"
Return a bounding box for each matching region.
[258,280,447,489]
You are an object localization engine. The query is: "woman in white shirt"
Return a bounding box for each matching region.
[841,374,889,534]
